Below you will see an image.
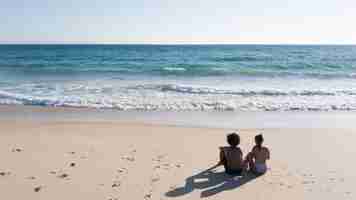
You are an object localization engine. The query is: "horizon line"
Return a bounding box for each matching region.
[1,43,356,46]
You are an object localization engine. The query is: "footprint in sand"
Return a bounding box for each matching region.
[57,173,70,179]
[112,181,121,188]
[12,148,23,152]
[120,149,137,162]
[144,193,152,200]
[112,168,128,187]
[302,180,315,185]
[158,163,182,171]
[117,167,127,173]
[26,176,36,180]
[70,162,76,167]
[161,163,171,170]
[121,156,135,162]
[0,171,11,176]
[152,155,166,162]
[34,186,42,192]
[152,155,183,172]
[151,176,160,183]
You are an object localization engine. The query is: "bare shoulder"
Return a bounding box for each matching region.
[219,146,229,151]
[251,145,258,152]
[237,147,243,153]
[262,147,270,156]
[263,147,270,152]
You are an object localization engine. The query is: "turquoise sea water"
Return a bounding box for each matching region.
[1,45,356,111]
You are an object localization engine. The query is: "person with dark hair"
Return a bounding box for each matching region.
[245,134,270,175]
[217,132,244,175]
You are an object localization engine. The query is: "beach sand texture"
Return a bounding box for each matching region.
[1,118,355,200]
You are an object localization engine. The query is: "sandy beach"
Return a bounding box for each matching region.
[1,107,356,200]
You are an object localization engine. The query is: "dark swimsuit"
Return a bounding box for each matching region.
[224,167,243,175]
[221,149,243,175]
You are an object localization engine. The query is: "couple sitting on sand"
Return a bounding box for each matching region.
[218,133,270,175]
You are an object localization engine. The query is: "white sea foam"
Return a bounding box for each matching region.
[131,83,356,96]
[1,81,356,111]
[162,67,186,72]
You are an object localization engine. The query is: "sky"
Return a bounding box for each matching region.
[1,0,356,44]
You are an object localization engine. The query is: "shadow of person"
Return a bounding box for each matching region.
[165,165,261,198]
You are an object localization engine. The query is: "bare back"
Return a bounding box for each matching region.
[221,147,243,170]
[252,146,270,164]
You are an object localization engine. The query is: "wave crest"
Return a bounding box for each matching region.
[131,84,356,96]
[2,84,356,112]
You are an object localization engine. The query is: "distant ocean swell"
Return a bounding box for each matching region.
[1,63,356,78]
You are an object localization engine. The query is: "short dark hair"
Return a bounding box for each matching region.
[227,133,240,147]
[255,134,264,145]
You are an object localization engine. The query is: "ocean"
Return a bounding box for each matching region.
[1,44,356,111]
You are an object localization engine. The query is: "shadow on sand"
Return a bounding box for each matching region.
[165,165,261,198]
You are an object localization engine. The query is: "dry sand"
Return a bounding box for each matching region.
[0,118,355,199]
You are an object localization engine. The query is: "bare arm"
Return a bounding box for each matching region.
[217,148,225,166]
[238,148,243,162]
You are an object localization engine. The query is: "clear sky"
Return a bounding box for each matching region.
[1,0,356,44]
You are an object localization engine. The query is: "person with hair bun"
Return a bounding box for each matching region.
[245,134,270,175]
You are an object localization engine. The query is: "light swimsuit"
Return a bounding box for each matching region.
[254,163,267,174]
